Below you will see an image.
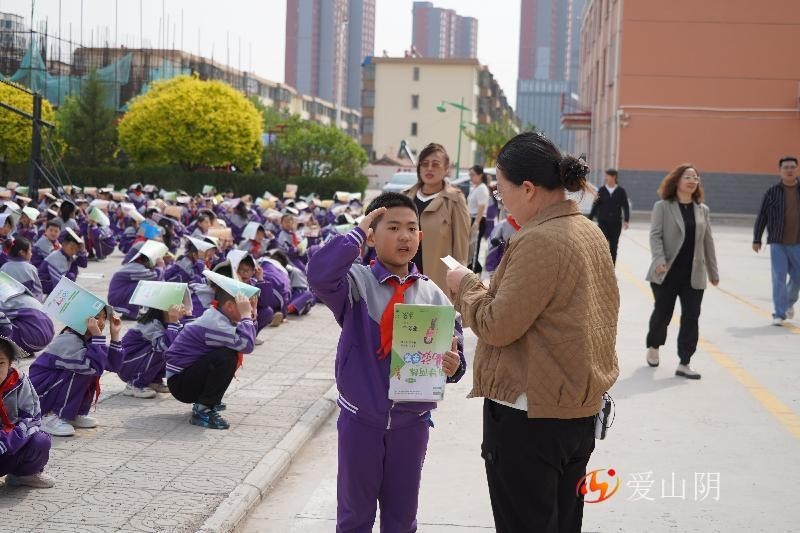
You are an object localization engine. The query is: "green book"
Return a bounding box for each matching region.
[389,304,456,402]
[202,269,261,299]
[43,277,111,334]
[129,281,192,313]
[88,206,111,227]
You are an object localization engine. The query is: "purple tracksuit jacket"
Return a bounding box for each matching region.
[164,256,206,284]
[29,332,124,420]
[38,249,88,295]
[108,262,164,319]
[31,235,58,268]
[0,291,55,354]
[165,308,255,379]
[118,320,183,388]
[1,257,44,301]
[0,369,51,477]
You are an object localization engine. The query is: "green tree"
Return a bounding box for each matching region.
[265,115,367,180]
[118,75,263,172]
[0,82,58,166]
[57,72,118,167]
[463,118,520,166]
[249,95,289,133]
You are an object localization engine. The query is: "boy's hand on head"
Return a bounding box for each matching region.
[358,207,387,234]
[110,313,122,340]
[249,295,259,320]
[155,257,166,269]
[86,317,102,337]
[167,304,185,323]
[235,293,252,318]
[254,264,264,282]
[443,336,460,377]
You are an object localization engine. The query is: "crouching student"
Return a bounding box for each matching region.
[268,249,315,316]
[165,286,256,430]
[0,337,54,488]
[108,241,166,319]
[307,192,466,532]
[29,310,123,437]
[118,304,186,398]
[1,237,44,301]
[224,251,274,342]
[32,222,62,268]
[38,229,88,295]
[0,284,55,356]
[164,237,215,284]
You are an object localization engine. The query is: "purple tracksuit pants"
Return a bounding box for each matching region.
[337,411,430,533]
[0,432,51,476]
[29,368,96,420]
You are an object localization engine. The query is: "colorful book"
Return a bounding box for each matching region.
[129,280,192,313]
[43,277,111,334]
[202,269,260,298]
[389,304,456,402]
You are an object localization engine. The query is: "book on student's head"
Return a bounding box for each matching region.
[43,277,111,334]
[241,221,264,241]
[129,280,192,313]
[164,205,183,219]
[202,269,260,299]
[0,271,28,301]
[88,206,111,227]
[130,240,168,266]
[389,304,456,402]
[202,185,216,195]
[226,249,250,282]
[186,236,216,252]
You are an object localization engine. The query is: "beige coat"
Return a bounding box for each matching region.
[646,200,719,290]
[454,200,620,419]
[405,183,471,293]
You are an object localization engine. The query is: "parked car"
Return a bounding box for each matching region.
[449,171,471,197]
[382,172,418,193]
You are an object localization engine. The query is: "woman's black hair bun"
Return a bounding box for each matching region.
[558,154,589,192]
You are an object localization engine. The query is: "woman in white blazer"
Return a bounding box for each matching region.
[645,164,719,379]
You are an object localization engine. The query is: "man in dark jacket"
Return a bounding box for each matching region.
[588,169,630,264]
[753,156,800,325]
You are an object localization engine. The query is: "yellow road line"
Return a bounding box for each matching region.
[618,263,800,441]
[622,233,800,335]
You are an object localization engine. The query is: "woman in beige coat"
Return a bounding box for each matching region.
[645,164,719,379]
[404,143,470,293]
[446,132,619,533]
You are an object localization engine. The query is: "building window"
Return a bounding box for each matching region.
[411,94,419,109]
[413,67,420,81]
[411,122,418,136]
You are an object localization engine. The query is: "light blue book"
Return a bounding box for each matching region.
[43,277,112,334]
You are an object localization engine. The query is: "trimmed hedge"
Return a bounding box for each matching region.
[56,166,368,199]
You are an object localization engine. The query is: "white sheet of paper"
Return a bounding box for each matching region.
[440,255,462,270]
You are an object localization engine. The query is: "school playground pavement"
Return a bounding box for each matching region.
[242,222,800,533]
[0,251,340,533]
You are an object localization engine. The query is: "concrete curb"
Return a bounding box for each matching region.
[197,384,339,533]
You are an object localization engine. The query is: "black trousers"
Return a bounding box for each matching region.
[167,348,237,408]
[469,217,487,273]
[482,400,596,533]
[597,219,622,264]
[646,277,705,365]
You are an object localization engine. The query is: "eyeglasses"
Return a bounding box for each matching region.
[420,160,444,169]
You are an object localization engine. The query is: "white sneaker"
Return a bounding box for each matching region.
[269,312,284,328]
[124,383,157,398]
[41,414,75,437]
[675,364,701,380]
[5,471,55,488]
[254,336,265,346]
[787,307,795,320]
[148,381,170,394]
[772,317,785,327]
[69,415,98,429]
[646,347,660,367]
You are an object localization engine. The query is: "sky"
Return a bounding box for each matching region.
[0,0,522,106]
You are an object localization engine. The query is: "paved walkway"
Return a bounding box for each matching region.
[242,222,800,532]
[0,252,339,533]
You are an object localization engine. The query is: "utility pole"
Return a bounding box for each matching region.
[29,92,43,200]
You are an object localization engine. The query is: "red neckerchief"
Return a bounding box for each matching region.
[372,261,418,359]
[211,301,244,372]
[52,238,61,250]
[0,368,21,432]
[250,239,261,256]
[291,232,300,247]
[507,215,521,231]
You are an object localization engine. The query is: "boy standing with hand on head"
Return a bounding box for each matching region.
[307,192,466,533]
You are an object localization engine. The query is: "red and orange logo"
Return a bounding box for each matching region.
[577,468,621,503]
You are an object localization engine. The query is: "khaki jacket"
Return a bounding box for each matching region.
[454,200,620,419]
[405,183,471,293]
[646,200,719,290]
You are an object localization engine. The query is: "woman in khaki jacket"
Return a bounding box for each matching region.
[446,132,619,533]
[404,143,471,294]
[645,164,719,379]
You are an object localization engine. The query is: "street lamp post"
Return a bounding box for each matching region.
[437,97,470,179]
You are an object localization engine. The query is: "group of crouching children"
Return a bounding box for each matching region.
[0,183,367,489]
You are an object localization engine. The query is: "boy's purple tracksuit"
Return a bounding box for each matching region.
[0,369,51,477]
[258,258,293,316]
[29,332,124,421]
[37,249,88,295]
[117,320,183,388]
[307,228,466,532]
[0,292,55,355]
[164,256,206,284]
[107,262,163,319]
[31,235,58,268]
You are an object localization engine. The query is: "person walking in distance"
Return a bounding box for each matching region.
[588,169,630,264]
[753,156,800,326]
[645,164,719,379]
